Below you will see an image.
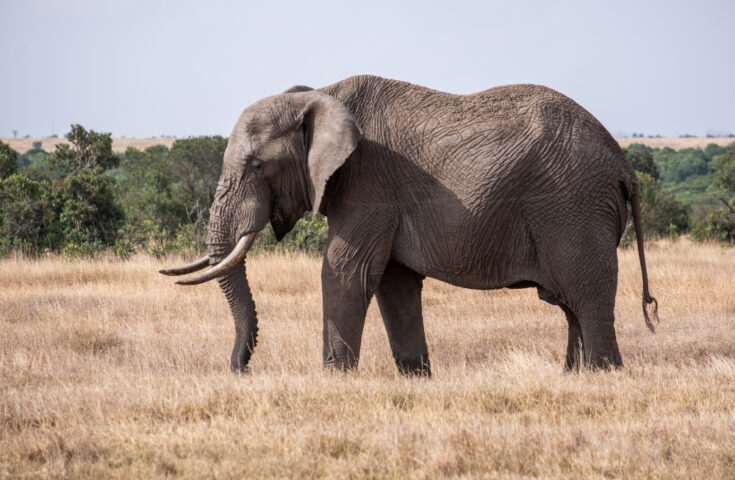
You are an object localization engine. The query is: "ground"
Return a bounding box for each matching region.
[1,239,734,478]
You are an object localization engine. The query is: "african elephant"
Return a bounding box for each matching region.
[161,75,658,376]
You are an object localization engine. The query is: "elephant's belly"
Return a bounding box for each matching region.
[390,219,541,290]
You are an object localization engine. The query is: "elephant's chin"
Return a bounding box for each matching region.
[216,260,258,372]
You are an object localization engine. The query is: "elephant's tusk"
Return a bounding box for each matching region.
[174,233,257,286]
[159,255,211,276]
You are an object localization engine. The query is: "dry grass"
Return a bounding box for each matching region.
[1,239,734,478]
[615,137,735,149]
[2,137,177,153]
[4,136,735,154]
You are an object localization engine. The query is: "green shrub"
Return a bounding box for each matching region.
[692,150,735,245]
[691,210,735,244]
[0,141,19,179]
[252,214,328,254]
[0,173,55,254]
[621,172,689,246]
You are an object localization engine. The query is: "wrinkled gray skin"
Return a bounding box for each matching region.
[180,75,658,375]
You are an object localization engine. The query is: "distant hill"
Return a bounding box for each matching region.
[2,137,177,153]
[615,137,735,150]
[2,136,735,154]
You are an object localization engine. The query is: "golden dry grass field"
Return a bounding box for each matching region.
[1,240,734,478]
[3,136,734,153]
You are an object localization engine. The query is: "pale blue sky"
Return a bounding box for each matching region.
[2,0,734,138]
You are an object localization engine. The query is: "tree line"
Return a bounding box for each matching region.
[0,125,734,258]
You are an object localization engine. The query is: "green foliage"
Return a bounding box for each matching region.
[47,125,119,176]
[45,126,125,254]
[625,148,659,180]
[0,140,19,179]
[253,214,329,253]
[713,150,735,196]
[17,148,52,178]
[0,174,55,251]
[691,210,735,244]
[622,172,688,245]
[652,143,735,188]
[692,150,735,244]
[167,136,226,223]
[117,137,227,254]
[55,170,124,247]
[0,125,127,257]
[120,145,189,244]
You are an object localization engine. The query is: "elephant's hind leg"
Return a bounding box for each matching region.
[532,222,623,369]
[537,287,584,370]
[577,301,623,369]
[375,260,431,376]
[561,305,584,371]
[564,260,623,370]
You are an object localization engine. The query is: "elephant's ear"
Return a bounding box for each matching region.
[299,92,362,215]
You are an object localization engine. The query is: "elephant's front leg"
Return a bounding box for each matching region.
[375,260,431,376]
[321,268,371,370]
[322,221,392,370]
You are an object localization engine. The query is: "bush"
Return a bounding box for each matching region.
[55,170,125,248]
[0,141,19,179]
[48,124,118,175]
[692,150,735,245]
[0,174,55,253]
[692,210,735,244]
[253,213,329,254]
[625,148,659,180]
[621,172,689,246]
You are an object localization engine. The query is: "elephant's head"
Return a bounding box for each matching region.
[160,89,361,372]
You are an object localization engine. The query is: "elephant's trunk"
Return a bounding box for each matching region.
[218,258,258,372]
[159,229,260,371]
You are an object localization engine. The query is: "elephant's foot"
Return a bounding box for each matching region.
[395,354,431,377]
[323,359,358,371]
[323,345,360,371]
[584,347,623,370]
[564,337,584,372]
[230,342,253,373]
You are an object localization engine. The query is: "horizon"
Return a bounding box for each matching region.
[2,0,734,138]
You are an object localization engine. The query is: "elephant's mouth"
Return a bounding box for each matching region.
[159,232,258,285]
[270,198,296,241]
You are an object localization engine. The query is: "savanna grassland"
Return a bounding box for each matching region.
[1,240,734,478]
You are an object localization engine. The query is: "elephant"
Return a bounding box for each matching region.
[161,75,658,376]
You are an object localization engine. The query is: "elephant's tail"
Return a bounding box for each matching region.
[630,177,659,333]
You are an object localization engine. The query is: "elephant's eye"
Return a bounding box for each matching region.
[251,159,263,174]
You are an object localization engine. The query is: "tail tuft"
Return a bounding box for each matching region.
[642,294,659,333]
